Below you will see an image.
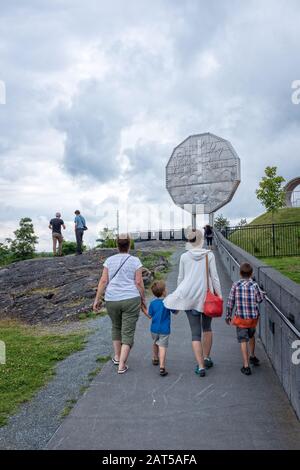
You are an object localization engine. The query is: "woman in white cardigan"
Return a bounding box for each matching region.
[164,228,222,377]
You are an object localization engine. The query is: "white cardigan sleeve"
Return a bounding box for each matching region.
[177,255,184,286]
[209,253,222,298]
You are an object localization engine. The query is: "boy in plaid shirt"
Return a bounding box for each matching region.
[226,262,265,375]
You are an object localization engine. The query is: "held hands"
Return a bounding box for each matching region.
[141,300,151,319]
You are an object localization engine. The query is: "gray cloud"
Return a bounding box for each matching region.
[52,79,128,182]
[124,140,172,204]
[0,0,300,247]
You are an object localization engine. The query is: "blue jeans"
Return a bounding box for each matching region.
[75,228,84,254]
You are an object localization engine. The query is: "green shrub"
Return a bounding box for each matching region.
[62,241,86,255]
[101,238,117,248]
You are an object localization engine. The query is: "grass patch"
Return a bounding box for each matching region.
[29,287,58,296]
[228,208,300,257]
[60,356,110,419]
[78,309,107,321]
[65,298,85,308]
[0,320,87,427]
[79,385,89,395]
[60,399,77,418]
[87,356,110,380]
[88,367,101,380]
[250,207,300,225]
[261,257,300,284]
[96,355,111,363]
[137,250,173,271]
[137,250,173,290]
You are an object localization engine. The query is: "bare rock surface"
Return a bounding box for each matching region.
[0,247,171,324]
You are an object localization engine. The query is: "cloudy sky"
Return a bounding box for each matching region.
[0,0,299,250]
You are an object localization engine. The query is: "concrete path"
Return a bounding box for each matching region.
[46,248,300,450]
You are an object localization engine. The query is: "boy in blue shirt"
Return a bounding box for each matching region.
[146,280,177,377]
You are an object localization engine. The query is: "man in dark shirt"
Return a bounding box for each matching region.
[49,212,66,256]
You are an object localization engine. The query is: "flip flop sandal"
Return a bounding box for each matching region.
[112,357,119,365]
[152,359,159,366]
[160,368,168,377]
[118,365,129,374]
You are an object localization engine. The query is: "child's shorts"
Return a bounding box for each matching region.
[152,333,169,348]
[236,327,256,343]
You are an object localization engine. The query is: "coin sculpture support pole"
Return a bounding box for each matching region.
[192,212,196,230]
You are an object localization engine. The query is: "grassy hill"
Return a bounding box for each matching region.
[249,207,300,225]
[228,207,300,259]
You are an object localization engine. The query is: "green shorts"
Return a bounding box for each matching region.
[106,296,140,347]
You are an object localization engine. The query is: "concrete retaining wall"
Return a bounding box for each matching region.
[215,231,300,419]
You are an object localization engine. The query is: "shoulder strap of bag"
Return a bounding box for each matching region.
[205,254,210,292]
[108,255,131,284]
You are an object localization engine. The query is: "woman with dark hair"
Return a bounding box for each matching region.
[93,234,146,374]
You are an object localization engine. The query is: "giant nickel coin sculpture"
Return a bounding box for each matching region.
[166,132,241,226]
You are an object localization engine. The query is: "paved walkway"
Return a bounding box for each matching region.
[46,249,300,450]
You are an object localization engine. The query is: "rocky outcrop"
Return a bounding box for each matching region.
[0,248,169,324]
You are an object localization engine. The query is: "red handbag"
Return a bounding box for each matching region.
[203,255,223,317]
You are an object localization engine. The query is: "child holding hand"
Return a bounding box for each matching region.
[144,280,177,377]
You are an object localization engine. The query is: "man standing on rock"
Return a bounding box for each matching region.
[49,212,66,256]
[74,209,87,255]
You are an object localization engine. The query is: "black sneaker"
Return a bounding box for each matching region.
[195,366,206,377]
[204,357,214,369]
[250,356,260,366]
[241,366,252,376]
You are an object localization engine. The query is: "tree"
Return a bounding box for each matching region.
[9,217,38,260]
[96,227,134,249]
[214,214,230,231]
[238,218,247,227]
[0,242,11,265]
[96,226,117,248]
[256,166,285,220]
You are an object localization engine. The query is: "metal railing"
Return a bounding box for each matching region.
[131,229,188,242]
[215,229,300,418]
[214,230,300,338]
[224,222,300,257]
